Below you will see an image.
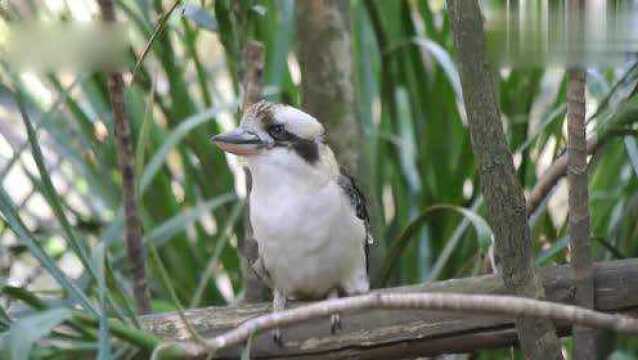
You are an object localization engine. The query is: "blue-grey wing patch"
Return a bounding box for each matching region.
[337,170,372,273]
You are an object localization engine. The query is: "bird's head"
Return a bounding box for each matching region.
[211,101,325,163]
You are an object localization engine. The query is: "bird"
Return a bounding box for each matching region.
[211,100,372,344]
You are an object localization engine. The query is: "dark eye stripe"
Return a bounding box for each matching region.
[268,124,291,141]
[268,124,319,164]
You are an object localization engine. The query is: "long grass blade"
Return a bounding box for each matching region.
[147,241,204,343]
[5,308,72,360]
[139,103,236,194]
[93,242,111,360]
[413,37,462,101]
[110,194,236,265]
[381,204,493,285]
[624,136,638,178]
[0,186,96,315]
[190,199,245,307]
[15,92,97,280]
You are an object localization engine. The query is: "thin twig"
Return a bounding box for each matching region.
[168,292,638,357]
[131,0,182,83]
[97,0,150,314]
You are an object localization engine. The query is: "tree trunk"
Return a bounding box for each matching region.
[447,1,563,358]
[296,0,360,172]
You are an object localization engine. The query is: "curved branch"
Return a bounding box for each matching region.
[166,292,638,357]
[527,129,638,216]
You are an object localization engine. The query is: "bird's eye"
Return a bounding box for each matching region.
[268,124,289,140]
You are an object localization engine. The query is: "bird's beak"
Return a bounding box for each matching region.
[211,128,263,156]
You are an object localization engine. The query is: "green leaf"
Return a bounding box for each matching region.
[139,104,236,194]
[147,238,202,342]
[0,187,96,315]
[624,136,638,178]
[413,37,462,102]
[1,286,46,310]
[93,242,111,360]
[143,194,237,249]
[427,199,483,282]
[251,5,267,16]
[382,204,493,285]
[15,92,97,282]
[112,193,236,265]
[190,199,245,307]
[6,308,72,360]
[135,83,156,193]
[536,237,569,265]
[181,3,218,31]
[609,350,636,360]
[395,87,421,193]
[0,303,10,332]
[241,332,254,360]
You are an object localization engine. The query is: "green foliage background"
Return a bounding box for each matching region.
[0,0,637,358]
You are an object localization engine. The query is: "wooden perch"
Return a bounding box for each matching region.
[141,259,638,358]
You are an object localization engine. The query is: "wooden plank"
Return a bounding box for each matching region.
[141,260,638,358]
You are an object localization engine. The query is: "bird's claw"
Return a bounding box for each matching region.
[273,328,284,346]
[330,313,342,334]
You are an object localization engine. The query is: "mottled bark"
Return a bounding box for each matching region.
[241,41,265,111]
[97,0,150,315]
[447,1,563,358]
[568,69,597,358]
[142,259,638,358]
[239,41,269,303]
[296,0,360,172]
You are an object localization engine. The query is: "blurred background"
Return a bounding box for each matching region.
[0,0,637,358]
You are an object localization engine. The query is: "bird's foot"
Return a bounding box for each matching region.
[273,327,284,346]
[330,313,342,334]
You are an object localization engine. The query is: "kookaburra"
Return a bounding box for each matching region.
[211,101,371,343]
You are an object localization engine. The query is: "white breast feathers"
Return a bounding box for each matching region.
[247,145,369,300]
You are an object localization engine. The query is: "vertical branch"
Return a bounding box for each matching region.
[239,41,269,303]
[447,1,563,359]
[241,41,265,110]
[296,0,360,172]
[568,69,596,357]
[97,0,150,314]
[566,0,597,354]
